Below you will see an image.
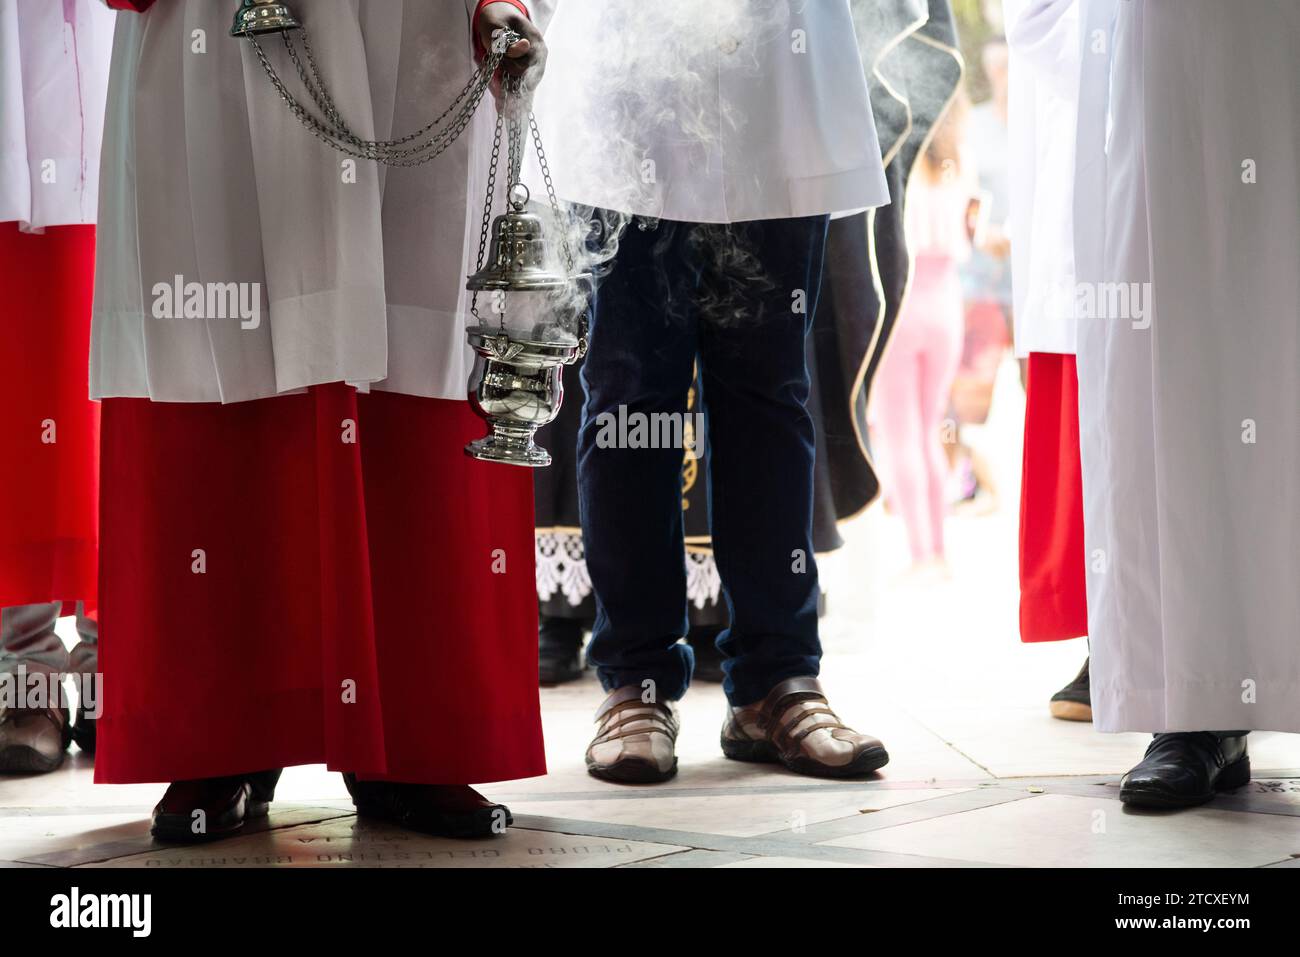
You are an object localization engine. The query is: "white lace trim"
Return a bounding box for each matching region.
[535,532,722,609]
[535,532,593,607]
[684,550,723,610]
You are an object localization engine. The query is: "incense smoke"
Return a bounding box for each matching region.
[513,0,797,340]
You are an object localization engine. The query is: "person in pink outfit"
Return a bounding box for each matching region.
[870,96,976,573]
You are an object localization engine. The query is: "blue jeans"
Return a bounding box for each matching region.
[578,215,829,706]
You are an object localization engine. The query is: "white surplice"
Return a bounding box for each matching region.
[91,0,553,404]
[1003,0,1079,357]
[0,0,115,230]
[530,0,889,224]
[1074,0,1300,732]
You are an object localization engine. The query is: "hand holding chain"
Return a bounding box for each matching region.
[232,1,585,467]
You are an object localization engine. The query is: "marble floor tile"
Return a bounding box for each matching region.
[18,806,354,867]
[509,786,964,838]
[715,856,873,868]
[904,706,1155,778]
[1187,774,1300,817]
[0,811,146,862]
[1237,735,1300,776]
[0,756,160,812]
[81,817,687,869]
[822,793,1300,868]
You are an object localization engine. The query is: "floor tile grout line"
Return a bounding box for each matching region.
[794,790,1056,847]
[620,849,756,868]
[750,786,1042,843]
[887,700,1000,779]
[509,814,997,868]
[484,776,1050,803]
[611,848,700,868]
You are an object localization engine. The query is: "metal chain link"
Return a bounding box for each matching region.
[529,110,575,276]
[470,107,507,326]
[241,24,581,344]
[246,29,517,166]
[294,28,488,154]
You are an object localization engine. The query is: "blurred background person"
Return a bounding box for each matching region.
[869,93,978,578]
[948,38,1014,514]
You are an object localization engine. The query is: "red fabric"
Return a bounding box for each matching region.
[0,223,99,611]
[104,1,157,10]
[1018,353,1088,642]
[472,0,532,59]
[95,385,544,785]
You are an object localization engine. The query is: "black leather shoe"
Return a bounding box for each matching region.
[538,615,585,685]
[1119,732,1249,809]
[1049,657,1092,722]
[343,773,513,838]
[71,704,97,755]
[687,624,725,683]
[151,769,282,842]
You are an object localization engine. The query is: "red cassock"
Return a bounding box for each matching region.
[0,223,99,611]
[96,386,546,785]
[1018,352,1087,643]
[91,0,546,786]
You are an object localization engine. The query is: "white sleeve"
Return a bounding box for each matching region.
[1006,0,1079,101]
[1005,0,1083,356]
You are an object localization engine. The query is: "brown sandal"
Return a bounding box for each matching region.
[722,676,889,778]
[586,685,679,783]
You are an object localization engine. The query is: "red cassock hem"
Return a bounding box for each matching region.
[94,385,545,785]
[1018,353,1088,642]
[0,223,99,611]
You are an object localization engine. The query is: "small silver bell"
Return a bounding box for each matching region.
[466,185,570,292]
[230,0,301,38]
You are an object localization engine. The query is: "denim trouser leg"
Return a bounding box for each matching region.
[579,222,698,702]
[579,215,830,706]
[698,216,829,705]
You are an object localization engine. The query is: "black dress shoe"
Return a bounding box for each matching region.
[1049,657,1092,722]
[538,615,586,685]
[343,773,512,838]
[71,704,96,755]
[1119,732,1250,809]
[151,769,282,842]
[688,624,725,683]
